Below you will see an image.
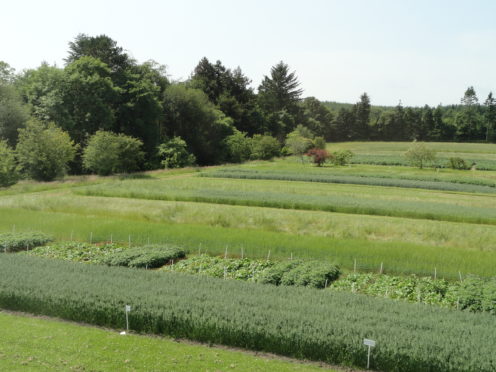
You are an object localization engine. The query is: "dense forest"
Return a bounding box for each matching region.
[0,34,495,178]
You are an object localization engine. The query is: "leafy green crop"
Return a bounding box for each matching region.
[0,232,53,252]
[26,241,125,263]
[164,255,339,288]
[102,244,185,268]
[0,254,495,371]
[330,273,496,314]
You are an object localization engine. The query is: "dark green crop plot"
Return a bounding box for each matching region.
[202,169,496,194]
[350,154,496,170]
[102,244,185,268]
[0,232,53,252]
[0,254,495,372]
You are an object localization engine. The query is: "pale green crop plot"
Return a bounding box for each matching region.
[75,176,496,224]
[1,193,495,252]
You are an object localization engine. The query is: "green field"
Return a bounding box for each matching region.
[1,141,495,371]
[0,312,332,372]
[1,142,496,279]
[73,176,496,225]
[329,141,496,170]
[1,254,495,372]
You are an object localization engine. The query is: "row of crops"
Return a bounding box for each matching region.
[75,179,496,225]
[201,169,496,193]
[6,234,495,315]
[164,255,496,314]
[0,254,494,372]
[349,154,496,170]
[2,221,495,279]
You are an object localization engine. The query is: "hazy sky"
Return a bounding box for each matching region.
[2,0,495,106]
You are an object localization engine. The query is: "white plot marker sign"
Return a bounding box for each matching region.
[363,338,376,369]
[120,305,131,335]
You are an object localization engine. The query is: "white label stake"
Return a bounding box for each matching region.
[124,305,131,334]
[363,338,376,369]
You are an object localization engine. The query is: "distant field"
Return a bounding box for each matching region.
[329,141,496,170]
[330,141,496,154]
[0,312,330,372]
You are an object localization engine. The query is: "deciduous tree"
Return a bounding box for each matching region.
[16,120,76,181]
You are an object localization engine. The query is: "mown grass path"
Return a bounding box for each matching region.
[0,311,336,371]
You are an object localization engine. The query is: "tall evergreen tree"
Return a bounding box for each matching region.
[484,92,496,142]
[353,93,371,140]
[258,62,303,114]
[332,107,355,141]
[257,62,303,137]
[419,105,435,140]
[191,58,262,136]
[301,97,334,140]
[456,86,482,140]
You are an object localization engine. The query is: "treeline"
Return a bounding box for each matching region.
[325,89,496,142]
[0,34,495,180]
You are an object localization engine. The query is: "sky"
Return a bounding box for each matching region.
[1,0,496,106]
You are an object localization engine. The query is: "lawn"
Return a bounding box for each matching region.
[0,311,332,372]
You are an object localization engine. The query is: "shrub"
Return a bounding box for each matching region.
[280,261,340,288]
[0,140,19,187]
[102,244,185,269]
[404,142,436,169]
[16,120,77,181]
[306,148,331,166]
[83,130,144,176]
[448,157,469,170]
[0,232,53,252]
[250,134,280,160]
[285,133,313,162]
[256,260,301,285]
[224,130,252,163]
[331,150,354,166]
[312,136,326,150]
[157,136,196,168]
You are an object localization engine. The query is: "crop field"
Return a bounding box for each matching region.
[328,142,496,170]
[0,141,495,371]
[73,177,496,225]
[0,255,495,372]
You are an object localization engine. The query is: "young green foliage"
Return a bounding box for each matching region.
[250,134,280,160]
[404,142,437,169]
[0,232,53,252]
[157,136,196,168]
[0,140,19,187]
[16,120,77,181]
[102,244,185,268]
[83,130,144,175]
